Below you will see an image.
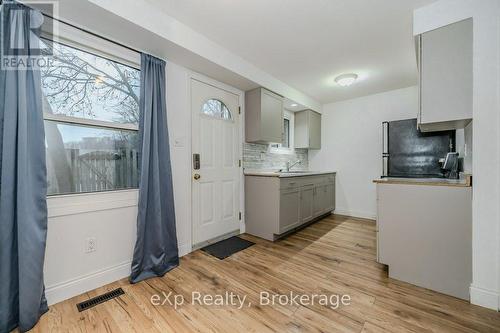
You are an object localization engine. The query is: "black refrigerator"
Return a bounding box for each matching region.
[382,118,455,178]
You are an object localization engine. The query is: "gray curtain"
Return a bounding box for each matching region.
[0,2,49,333]
[130,53,179,283]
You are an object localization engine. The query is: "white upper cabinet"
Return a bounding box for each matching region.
[418,18,473,132]
[245,88,284,143]
[294,109,321,149]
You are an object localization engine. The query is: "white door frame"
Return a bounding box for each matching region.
[188,72,245,248]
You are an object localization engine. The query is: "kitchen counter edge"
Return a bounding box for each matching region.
[372,175,472,187]
[244,171,336,178]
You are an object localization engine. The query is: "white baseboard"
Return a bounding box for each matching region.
[45,261,132,306]
[334,208,376,220]
[470,285,500,310]
[46,245,194,306]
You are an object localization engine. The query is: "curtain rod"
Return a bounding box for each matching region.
[0,0,142,55]
[42,13,142,55]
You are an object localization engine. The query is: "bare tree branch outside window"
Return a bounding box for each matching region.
[41,39,140,124]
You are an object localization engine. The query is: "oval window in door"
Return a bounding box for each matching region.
[201,99,232,120]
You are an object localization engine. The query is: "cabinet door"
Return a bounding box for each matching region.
[324,182,335,212]
[294,111,309,148]
[261,89,284,143]
[279,187,301,233]
[313,185,325,217]
[300,185,314,223]
[294,110,321,149]
[309,111,321,149]
[420,18,472,128]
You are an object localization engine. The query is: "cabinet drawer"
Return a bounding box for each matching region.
[280,178,300,189]
[313,174,335,186]
[279,174,335,189]
[323,174,335,184]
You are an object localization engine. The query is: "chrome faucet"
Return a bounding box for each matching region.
[285,160,301,172]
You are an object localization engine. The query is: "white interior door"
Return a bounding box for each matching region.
[191,79,240,245]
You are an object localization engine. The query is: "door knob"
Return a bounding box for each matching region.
[193,174,201,180]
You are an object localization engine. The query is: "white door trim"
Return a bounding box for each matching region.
[188,72,245,248]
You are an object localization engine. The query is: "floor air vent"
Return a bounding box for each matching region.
[76,287,125,312]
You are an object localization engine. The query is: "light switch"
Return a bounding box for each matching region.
[174,136,185,147]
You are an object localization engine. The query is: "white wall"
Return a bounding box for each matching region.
[414,0,500,310]
[309,86,418,219]
[44,61,193,305]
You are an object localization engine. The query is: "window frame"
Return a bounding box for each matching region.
[41,19,142,197]
[282,118,290,148]
[270,111,294,153]
[43,112,140,132]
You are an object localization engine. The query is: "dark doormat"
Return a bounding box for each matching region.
[201,236,255,260]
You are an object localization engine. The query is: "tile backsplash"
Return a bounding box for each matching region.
[243,143,308,171]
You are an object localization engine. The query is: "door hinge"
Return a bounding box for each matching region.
[239,212,242,220]
[238,106,241,114]
[239,159,242,167]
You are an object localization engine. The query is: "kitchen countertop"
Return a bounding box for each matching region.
[373,174,472,187]
[244,170,336,178]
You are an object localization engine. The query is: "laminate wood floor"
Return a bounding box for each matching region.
[27,215,500,332]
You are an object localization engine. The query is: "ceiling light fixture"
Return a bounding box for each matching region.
[290,103,298,107]
[335,73,358,87]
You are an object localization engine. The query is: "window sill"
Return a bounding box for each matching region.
[47,189,139,218]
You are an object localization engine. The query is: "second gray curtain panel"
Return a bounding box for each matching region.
[130,53,179,283]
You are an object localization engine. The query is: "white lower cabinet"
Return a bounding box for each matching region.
[245,173,336,241]
[278,187,301,233]
[376,183,472,300]
[325,182,335,212]
[312,184,326,216]
[312,182,336,216]
[299,185,314,223]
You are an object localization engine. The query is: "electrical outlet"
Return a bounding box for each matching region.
[85,237,96,253]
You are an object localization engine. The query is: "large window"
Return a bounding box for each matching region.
[41,39,141,195]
